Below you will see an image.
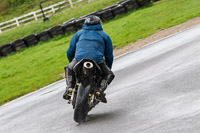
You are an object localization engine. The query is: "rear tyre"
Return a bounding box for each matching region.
[74,84,90,123]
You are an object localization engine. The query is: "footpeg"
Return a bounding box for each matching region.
[95,91,107,103]
[96,92,100,96]
[68,88,73,93]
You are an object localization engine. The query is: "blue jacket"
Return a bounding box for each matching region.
[67,24,113,69]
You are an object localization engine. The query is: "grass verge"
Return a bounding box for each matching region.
[0,0,67,22]
[0,0,122,46]
[0,0,200,105]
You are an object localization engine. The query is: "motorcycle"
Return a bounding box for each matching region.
[67,58,103,123]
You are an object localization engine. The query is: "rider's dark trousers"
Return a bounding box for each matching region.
[64,59,115,88]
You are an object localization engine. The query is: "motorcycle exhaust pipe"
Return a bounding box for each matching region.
[83,62,93,69]
[83,62,93,75]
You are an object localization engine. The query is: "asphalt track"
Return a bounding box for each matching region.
[1,24,200,133]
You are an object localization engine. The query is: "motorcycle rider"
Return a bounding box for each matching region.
[63,15,115,103]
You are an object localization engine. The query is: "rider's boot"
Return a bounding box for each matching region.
[97,79,108,103]
[97,61,115,103]
[63,66,76,100]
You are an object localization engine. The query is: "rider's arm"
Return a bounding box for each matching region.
[104,35,113,69]
[66,33,79,62]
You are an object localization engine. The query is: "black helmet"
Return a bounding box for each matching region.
[84,15,102,25]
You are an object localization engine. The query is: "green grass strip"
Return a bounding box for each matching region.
[0,0,122,46]
[0,0,200,105]
[0,0,68,22]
